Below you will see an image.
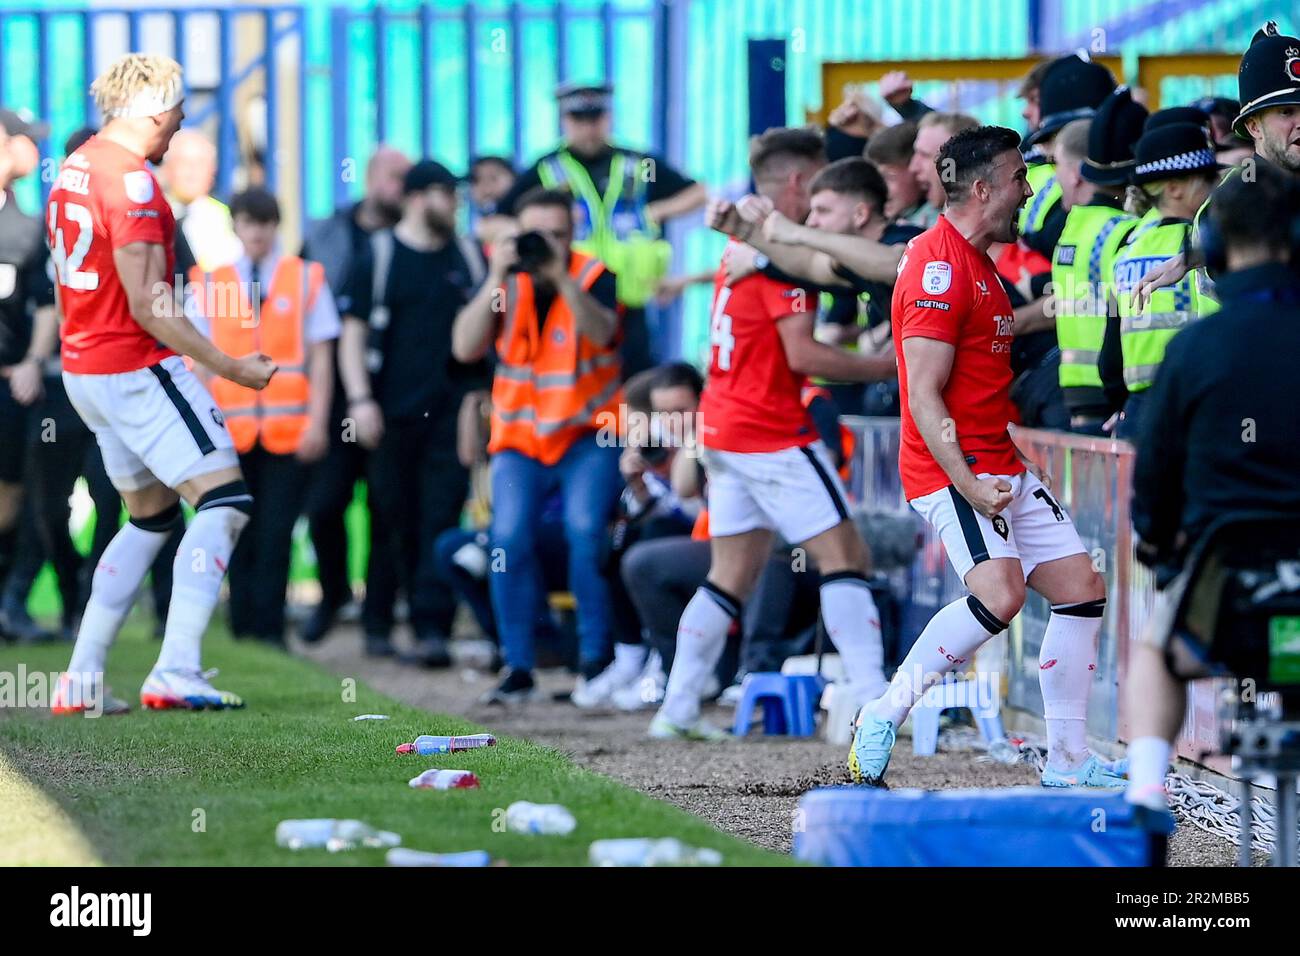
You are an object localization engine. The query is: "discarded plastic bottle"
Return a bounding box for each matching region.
[387,848,490,868]
[409,769,481,790]
[275,819,401,852]
[396,733,497,755]
[589,838,723,867]
[505,801,576,835]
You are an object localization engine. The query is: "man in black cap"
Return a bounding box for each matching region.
[1047,88,1147,433]
[1109,121,1221,439]
[1134,21,1300,311]
[0,107,56,641]
[1018,53,1118,259]
[337,160,489,664]
[488,81,706,377]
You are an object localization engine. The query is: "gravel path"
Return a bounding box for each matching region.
[296,627,1255,865]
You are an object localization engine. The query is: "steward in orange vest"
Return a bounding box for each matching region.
[488,250,624,465]
[191,256,325,454]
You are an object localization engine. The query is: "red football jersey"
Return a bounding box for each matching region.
[47,135,176,374]
[698,241,818,453]
[891,215,1023,500]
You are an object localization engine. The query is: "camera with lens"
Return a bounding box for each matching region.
[513,231,556,273]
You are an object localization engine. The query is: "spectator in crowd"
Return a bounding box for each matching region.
[1018,53,1117,259]
[1048,91,1146,434]
[574,364,702,708]
[909,112,979,228]
[1016,58,1054,149]
[466,155,516,241]
[488,81,707,377]
[298,145,411,644]
[1109,121,1219,440]
[189,188,339,647]
[1192,95,1254,165]
[160,128,241,272]
[0,107,57,641]
[865,121,929,226]
[340,160,488,664]
[1125,162,1300,811]
[823,72,933,164]
[453,187,623,703]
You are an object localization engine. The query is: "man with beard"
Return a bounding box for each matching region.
[297,145,410,645]
[1134,20,1300,311]
[339,160,488,663]
[849,127,1113,790]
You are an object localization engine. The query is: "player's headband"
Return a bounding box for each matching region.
[106,81,185,120]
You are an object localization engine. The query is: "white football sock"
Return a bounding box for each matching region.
[154,485,251,674]
[68,506,183,677]
[819,571,886,693]
[1126,736,1172,795]
[659,583,739,727]
[612,642,648,681]
[868,595,1005,726]
[1039,599,1105,770]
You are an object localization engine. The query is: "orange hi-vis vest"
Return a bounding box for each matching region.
[800,385,856,483]
[488,252,623,465]
[195,256,323,455]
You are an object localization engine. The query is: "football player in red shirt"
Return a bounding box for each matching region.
[650,128,896,740]
[48,54,276,716]
[849,126,1116,789]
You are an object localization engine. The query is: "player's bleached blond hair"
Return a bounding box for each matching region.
[92,53,184,120]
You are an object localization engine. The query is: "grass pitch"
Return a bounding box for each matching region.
[0,620,787,866]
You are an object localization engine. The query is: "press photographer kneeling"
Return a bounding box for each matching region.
[1124,164,1300,828]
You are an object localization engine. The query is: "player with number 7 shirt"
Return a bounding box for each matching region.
[46,53,276,716]
[847,126,1121,791]
[649,127,897,741]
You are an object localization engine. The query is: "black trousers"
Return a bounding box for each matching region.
[227,445,307,641]
[363,414,469,639]
[303,409,368,611]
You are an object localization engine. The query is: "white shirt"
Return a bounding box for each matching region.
[190,248,341,345]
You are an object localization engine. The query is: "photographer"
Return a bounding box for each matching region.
[1124,163,1300,810]
[452,187,623,704]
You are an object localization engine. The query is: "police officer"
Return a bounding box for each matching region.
[1123,162,1300,811]
[1018,53,1117,259]
[489,82,706,377]
[1109,121,1221,440]
[1133,21,1300,311]
[1049,88,1146,434]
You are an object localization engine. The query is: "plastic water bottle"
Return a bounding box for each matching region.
[387,848,490,868]
[396,733,497,755]
[409,769,480,790]
[505,801,576,835]
[986,738,1021,765]
[275,819,401,852]
[589,838,723,867]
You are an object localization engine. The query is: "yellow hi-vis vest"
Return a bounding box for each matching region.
[1018,162,1061,239]
[1052,202,1137,390]
[1113,209,1206,393]
[537,147,671,307]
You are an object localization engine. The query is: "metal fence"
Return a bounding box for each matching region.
[844,417,1230,768]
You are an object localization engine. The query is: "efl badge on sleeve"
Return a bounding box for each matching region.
[123,170,155,204]
[921,260,952,295]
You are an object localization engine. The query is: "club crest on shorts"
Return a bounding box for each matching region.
[921,260,952,294]
[211,407,225,427]
[992,515,1009,540]
[123,170,155,204]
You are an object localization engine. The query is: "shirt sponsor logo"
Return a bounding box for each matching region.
[123,170,155,204]
[921,260,952,294]
[126,209,159,218]
[914,298,950,310]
